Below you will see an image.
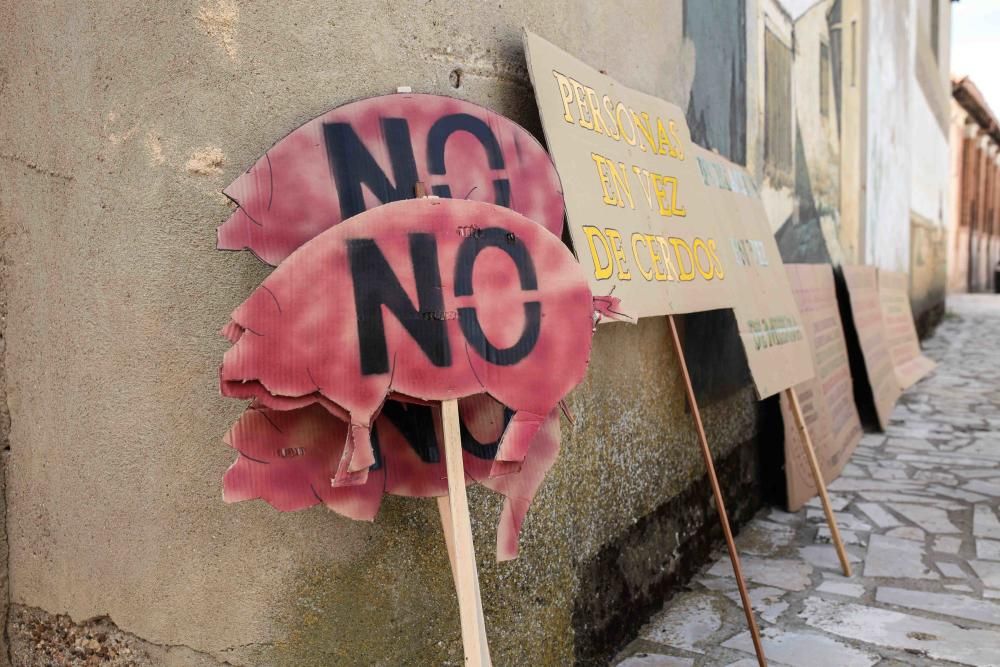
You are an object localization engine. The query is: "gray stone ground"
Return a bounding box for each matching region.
[613,294,1000,667]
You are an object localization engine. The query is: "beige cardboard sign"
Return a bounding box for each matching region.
[842,265,903,429]
[523,30,813,399]
[780,265,863,511]
[878,270,936,389]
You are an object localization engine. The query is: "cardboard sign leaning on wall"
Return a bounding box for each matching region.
[216,94,588,562]
[878,270,937,389]
[218,92,566,265]
[780,264,863,511]
[220,198,597,485]
[223,399,560,561]
[523,30,814,400]
[841,265,903,430]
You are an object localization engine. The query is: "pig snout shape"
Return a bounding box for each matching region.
[220,198,595,485]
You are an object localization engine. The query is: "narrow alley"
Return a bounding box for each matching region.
[616,294,1000,667]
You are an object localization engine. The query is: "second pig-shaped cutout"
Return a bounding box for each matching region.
[221,198,595,485]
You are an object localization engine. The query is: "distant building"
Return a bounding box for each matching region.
[949,76,1000,293]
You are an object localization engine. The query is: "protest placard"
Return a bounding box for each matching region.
[780,264,863,511]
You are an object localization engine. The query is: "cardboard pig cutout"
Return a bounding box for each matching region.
[217,94,591,560]
[218,93,566,265]
[221,198,595,485]
[223,399,560,560]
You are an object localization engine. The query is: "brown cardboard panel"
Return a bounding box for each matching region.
[523,31,814,399]
[780,265,863,511]
[842,265,903,429]
[878,270,937,389]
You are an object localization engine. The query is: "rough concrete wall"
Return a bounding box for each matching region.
[0,1,761,665]
[0,69,12,665]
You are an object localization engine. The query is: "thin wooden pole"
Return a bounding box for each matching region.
[437,496,492,666]
[786,387,853,577]
[667,315,767,667]
[441,398,491,666]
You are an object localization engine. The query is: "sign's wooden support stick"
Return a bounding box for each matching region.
[667,315,767,667]
[441,398,492,666]
[437,496,492,666]
[786,387,853,577]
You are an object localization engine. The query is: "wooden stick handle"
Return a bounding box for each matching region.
[786,387,853,577]
[667,316,767,667]
[441,399,491,666]
[437,496,491,666]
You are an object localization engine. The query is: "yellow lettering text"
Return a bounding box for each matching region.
[656,118,677,157]
[604,228,632,280]
[669,238,696,281]
[552,71,575,124]
[571,79,593,130]
[602,95,621,140]
[617,102,637,146]
[630,233,654,280]
[655,236,680,280]
[583,226,614,280]
[591,153,620,207]
[692,238,715,280]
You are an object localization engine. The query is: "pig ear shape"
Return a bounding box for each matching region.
[217,155,276,263]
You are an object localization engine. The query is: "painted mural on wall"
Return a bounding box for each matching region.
[765,0,843,265]
[684,0,747,166]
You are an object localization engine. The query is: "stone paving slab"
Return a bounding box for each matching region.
[612,295,1000,666]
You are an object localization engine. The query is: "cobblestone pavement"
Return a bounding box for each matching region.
[613,294,1000,667]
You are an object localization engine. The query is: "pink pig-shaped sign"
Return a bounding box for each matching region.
[220,198,595,487]
[223,397,560,561]
[218,93,565,266]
